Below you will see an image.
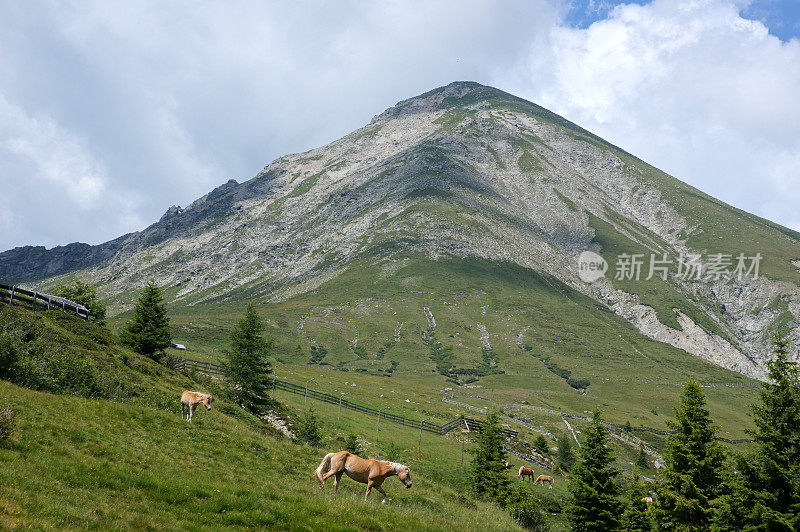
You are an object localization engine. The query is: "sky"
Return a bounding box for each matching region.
[0,0,798,252]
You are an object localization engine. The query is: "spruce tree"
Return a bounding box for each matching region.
[568,411,623,532]
[653,378,726,530]
[470,411,509,503]
[622,476,652,532]
[119,280,171,359]
[712,334,800,531]
[636,442,649,470]
[557,431,577,472]
[534,434,550,456]
[222,302,273,415]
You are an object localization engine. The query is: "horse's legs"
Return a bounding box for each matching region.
[333,471,343,491]
[365,481,374,501]
[374,484,388,504]
[188,404,194,422]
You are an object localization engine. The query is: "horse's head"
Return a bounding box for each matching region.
[397,466,412,488]
[202,395,213,410]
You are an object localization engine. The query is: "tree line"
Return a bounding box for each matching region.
[470,335,800,531]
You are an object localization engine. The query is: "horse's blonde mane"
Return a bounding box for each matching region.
[387,462,408,473]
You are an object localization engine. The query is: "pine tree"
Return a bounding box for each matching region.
[53,280,107,326]
[568,411,623,531]
[119,280,171,359]
[636,442,649,470]
[712,334,800,531]
[557,431,577,472]
[534,434,550,456]
[222,302,273,415]
[622,476,652,532]
[653,378,726,530]
[470,411,510,503]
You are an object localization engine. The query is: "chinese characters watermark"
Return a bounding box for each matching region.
[578,251,761,283]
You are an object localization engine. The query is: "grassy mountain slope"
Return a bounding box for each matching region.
[0,304,530,530]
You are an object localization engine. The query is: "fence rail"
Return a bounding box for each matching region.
[176,358,224,376]
[0,283,89,320]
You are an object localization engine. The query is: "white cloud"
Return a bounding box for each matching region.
[500,0,800,230]
[0,0,798,251]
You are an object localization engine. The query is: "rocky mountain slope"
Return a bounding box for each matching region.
[3,82,799,379]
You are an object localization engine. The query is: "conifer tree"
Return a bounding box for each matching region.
[636,442,649,470]
[568,411,623,531]
[622,476,652,532]
[222,302,273,414]
[534,434,550,456]
[653,378,726,530]
[470,411,509,503]
[557,431,577,472]
[119,280,171,359]
[712,334,800,530]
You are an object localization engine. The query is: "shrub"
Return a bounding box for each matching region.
[505,483,548,531]
[52,280,108,326]
[0,405,15,442]
[345,433,363,455]
[296,409,322,446]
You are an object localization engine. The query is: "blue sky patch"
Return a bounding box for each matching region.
[563,0,799,41]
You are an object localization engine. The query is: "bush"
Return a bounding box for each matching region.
[505,483,549,531]
[0,405,15,442]
[296,409,322,446]
[345,433,363,455]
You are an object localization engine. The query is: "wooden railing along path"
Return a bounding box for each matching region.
[0,283,89,320]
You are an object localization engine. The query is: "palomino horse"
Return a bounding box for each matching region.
[535,475,554,489]
[180,391,213,422]
[518,466,536,481]
[315,451,412,503]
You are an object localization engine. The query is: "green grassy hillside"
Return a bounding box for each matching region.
[0,303,538,530]
[145,254,759,441]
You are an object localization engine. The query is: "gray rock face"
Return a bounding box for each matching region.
[4,81,798,378]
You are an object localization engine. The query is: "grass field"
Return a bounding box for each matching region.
[0,304,539,530]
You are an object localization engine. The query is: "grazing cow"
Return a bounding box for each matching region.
[642,496,653,503]
[315,451,412,503]
[518,466,536,481]
[180,391,213,422]
[534,475,554,489]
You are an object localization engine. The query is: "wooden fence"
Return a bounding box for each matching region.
[175,356,518,438]
[0,283,89,320]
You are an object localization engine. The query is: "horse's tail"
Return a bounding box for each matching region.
[315,453,335,484]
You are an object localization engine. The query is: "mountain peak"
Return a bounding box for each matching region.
[376,81,513,121]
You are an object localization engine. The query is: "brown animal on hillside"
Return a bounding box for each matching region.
[518,466,535,481]
[180,391,213,422]
[642,496,653,503]
[503,460,512,470]
[535,474,554,489]
[315,451,412,503]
